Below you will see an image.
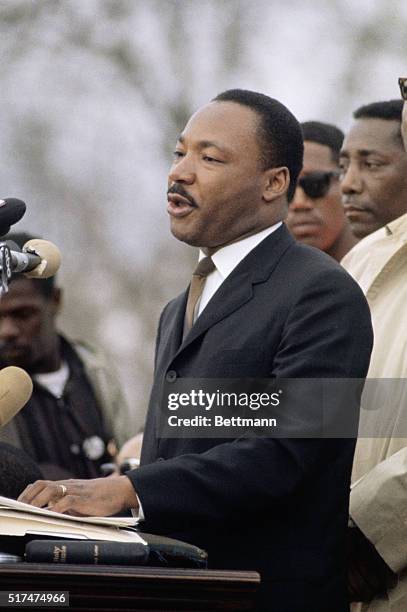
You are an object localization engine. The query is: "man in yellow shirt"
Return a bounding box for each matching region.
[340,94,407,611]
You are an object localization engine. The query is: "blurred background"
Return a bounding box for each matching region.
[0,0,406,435]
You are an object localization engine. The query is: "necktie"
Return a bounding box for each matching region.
[185,256,216,331]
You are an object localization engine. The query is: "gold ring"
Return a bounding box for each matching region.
[58,484,67,497]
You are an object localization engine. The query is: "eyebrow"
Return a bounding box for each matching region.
[339,149,384,158]
[177,135,231,155]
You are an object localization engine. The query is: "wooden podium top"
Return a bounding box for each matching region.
[0,563,260,611]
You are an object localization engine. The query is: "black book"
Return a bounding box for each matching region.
[25,540,149,565]
[25,534,208,568]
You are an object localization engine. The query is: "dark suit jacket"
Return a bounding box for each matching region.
[129,225,373,612]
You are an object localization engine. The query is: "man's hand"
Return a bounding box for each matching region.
[117,432,143,467]
[17,476,139,517]
[347,524,397,603]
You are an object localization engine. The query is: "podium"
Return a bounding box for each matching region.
[0,563,260,611]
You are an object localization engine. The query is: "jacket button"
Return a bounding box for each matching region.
[166,370,177,382]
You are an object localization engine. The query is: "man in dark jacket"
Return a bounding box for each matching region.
[19,91,373,612]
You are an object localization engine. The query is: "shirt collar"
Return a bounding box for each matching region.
[198,222,282,281]
[384,212,407,240]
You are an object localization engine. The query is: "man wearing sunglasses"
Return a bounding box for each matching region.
[341,94,407,611]
[286,121,357,262]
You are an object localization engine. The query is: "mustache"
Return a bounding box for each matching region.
[167,184,197,207]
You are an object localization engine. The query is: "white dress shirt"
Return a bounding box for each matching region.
[196,222,282,321]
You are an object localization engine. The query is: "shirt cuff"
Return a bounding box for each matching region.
[131,494,145,521]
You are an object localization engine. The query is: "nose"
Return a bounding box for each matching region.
[168,155,195,185]
[0,316,20,342]
[289,186,314,212]
[341,163,363,196]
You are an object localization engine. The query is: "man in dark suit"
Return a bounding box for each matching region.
[20,90,373,612]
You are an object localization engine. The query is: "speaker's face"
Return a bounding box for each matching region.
[167,101,287,249]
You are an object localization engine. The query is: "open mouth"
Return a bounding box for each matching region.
[167,193,196,218]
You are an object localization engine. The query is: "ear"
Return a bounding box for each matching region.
[262,166,290,202]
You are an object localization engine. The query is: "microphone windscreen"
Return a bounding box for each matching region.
[0,199,26,237]
[23,239,61,279]
[0,366,33,428]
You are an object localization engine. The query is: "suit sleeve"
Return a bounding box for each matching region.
[350,446,407,573]
[129,268,373,529]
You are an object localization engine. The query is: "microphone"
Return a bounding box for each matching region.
[0,199,26,237]
[0,366,33,428]
[8,239,61,279]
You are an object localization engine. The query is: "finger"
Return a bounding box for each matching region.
[18,480,51,504]
[46,481,89,515]
[17,482,34,503]
[25,481,67,509]
[48,494,87,516]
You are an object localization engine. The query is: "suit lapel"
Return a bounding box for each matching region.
[179,224,294,353]
[181,271,253,349]
[156,289,188,369]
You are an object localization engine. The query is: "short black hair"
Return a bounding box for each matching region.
[4,231,56,298]
[353,100,404,145]
[354,99,403,121]
[213,89,303,202]
[301,121,344,163]
[0,443,43,499]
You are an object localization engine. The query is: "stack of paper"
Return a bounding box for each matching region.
[0,496,145,544]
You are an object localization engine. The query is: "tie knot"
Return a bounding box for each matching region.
[193,256,216,278]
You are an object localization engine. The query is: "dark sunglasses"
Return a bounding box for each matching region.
[298,171,340,200]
